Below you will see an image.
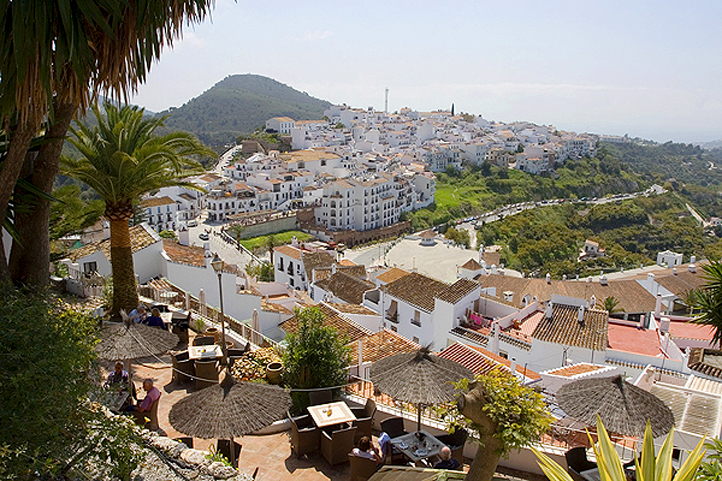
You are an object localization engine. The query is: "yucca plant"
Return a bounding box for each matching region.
[533,415,706,481]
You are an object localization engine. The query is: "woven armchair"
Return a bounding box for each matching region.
[321,425,357,466]
[289,413,320,457]
[194,360,219,390]
[351,398,376,442]
[349,453,379,481]
[436,428,467,466]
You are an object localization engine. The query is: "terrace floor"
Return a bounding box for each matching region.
[110,334,543,481]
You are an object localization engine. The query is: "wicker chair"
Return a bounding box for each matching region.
[380,417,407,438]
[308,389,333,406]
[565,446,597,481]
[321,425,357,466]
[192,335,215,346]
[172,351,194,383]
[351,398,376,442]
[135,398,160,431]
[349,453,379,481]
[436,428,467,466]
[289,413,320,457]
[194,360,219,390]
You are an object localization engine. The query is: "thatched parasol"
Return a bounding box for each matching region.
[96,318,179,393]
[169,374,291,466]
[96,321,179,362]
[370,347,473,431]
[556,375,674,437]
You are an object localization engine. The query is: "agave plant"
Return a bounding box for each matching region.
[533,415,706,481]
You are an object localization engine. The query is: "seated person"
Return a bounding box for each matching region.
[434,446,461,470]
[125,378,161,419]
[104,361,130,391]
[129,305,148,324]
[144,308,167,330]
[351,436,383,464]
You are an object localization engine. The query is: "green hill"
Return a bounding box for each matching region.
[157,74,332,147]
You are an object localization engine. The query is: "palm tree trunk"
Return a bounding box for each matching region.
[9,100,77,287]
[109,217,139,314]
[0,112,42,284]
[465,436,502,481]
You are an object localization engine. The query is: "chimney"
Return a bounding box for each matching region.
[691,255,697,264]
[562,274,567,281]
[655,293,662,317]
[659,317,670,334]
[510,357,517,377]
[689,263,697,273]
[503,291,514,304]
[599,275,608,286]
[545,301,553,319]
[647,273,655,281]
[672,267,677,275]
[204,246,213,269]
[546,273,551,284]
[577,305,585,326]
[590,295,597,308]
[490,321,500,355]
[331,264,337,275]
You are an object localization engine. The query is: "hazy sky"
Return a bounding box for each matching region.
[131,0,722,143]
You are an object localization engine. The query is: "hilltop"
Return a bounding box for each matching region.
[157,74,331,147]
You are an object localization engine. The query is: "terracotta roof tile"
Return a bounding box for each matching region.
[438,342,541,381]
[141,196,176,207]
[274,245,302,260]
[376,267,410,284]
[688,348,722,379]
[381,272,449,312]
[532,304,608,350]
[326,303,377,316]
[301,250,336,281]
[437,278,479,304]
[461,258,482,270]
[349,329,420,365]
[315,271,375,304]
[68,224,158,262]
[280,303,371,342]
[656,270,707,297]
[162,240,205,267]
[545,363,606,378]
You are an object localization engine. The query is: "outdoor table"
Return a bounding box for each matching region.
[580,468,602,481]
[188,344,223,360]
[97,391,129,413]
[161,312,173,329]
[389,430,446,464]
[307,401,357,428]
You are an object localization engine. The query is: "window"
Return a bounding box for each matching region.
[83,261,98,274]
[412,310,421,326]
[391,325,397,332]
[499,351,508,359]
[413,336,419,344]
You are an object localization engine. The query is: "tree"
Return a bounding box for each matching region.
[603,296,623,314]
[61,102,213,313]
[534,416,705,481]
[0,0,214,287]
[245,261,274,282]
[226,224,246,243]
[282,306,351,412]
[693,260,722,347]
[698,439,722,481]
[0,289,143,479]
[266,234,278,265]
[443,369,552,481]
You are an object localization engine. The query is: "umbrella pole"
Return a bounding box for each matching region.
[417,403,423,432]
[229,436,235,469]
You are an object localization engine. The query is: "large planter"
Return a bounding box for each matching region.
[204,327,220,343]
[266,362,283,385]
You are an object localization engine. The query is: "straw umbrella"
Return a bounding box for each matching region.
[169,373,291,467]
[370,347,473,431]
[556,375,674,437]
[95,319,179,380]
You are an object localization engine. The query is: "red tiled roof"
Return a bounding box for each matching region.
[438,342,541,381]
[532,305,608,351]
[280,303,371,342]
[461,258,482,271]
[141,196,176,207]
[376,267,410,284]
[162,240,205,267]
[382,272,449,312]
[436,278,479,304]
[274,245,302,260]
[669,320,715,341]
[545,363,606,377]
[68,224,158,262]
[315,272,375,305]
[349,329,419,365]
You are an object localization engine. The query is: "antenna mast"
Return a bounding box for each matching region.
[384,87,389,114]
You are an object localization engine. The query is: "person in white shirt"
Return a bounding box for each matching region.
[351,436,383,464]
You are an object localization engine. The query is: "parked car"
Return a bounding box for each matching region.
[187,220,198,227]
[199,232,209,241]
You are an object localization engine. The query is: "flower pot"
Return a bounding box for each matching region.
[266,361,283,385]
[225,340,235,350]
[205,327,220,343]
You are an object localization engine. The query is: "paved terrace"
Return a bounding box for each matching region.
[117,343,543,481]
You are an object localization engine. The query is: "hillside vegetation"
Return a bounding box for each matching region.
[158,74,331,147]
[477,193,722,278]
[409,146,644,229]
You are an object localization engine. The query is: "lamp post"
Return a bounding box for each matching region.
[211,253,227,364]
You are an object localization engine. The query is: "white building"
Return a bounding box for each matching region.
[265,116,296,134]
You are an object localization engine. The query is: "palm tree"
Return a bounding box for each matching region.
[0,1,214,286]
[266,234,278,265]
[61,102,213,313]
[694,260,722,347]
[602,296,623,315]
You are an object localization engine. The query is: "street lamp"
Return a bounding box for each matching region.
[210,253,227,364]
